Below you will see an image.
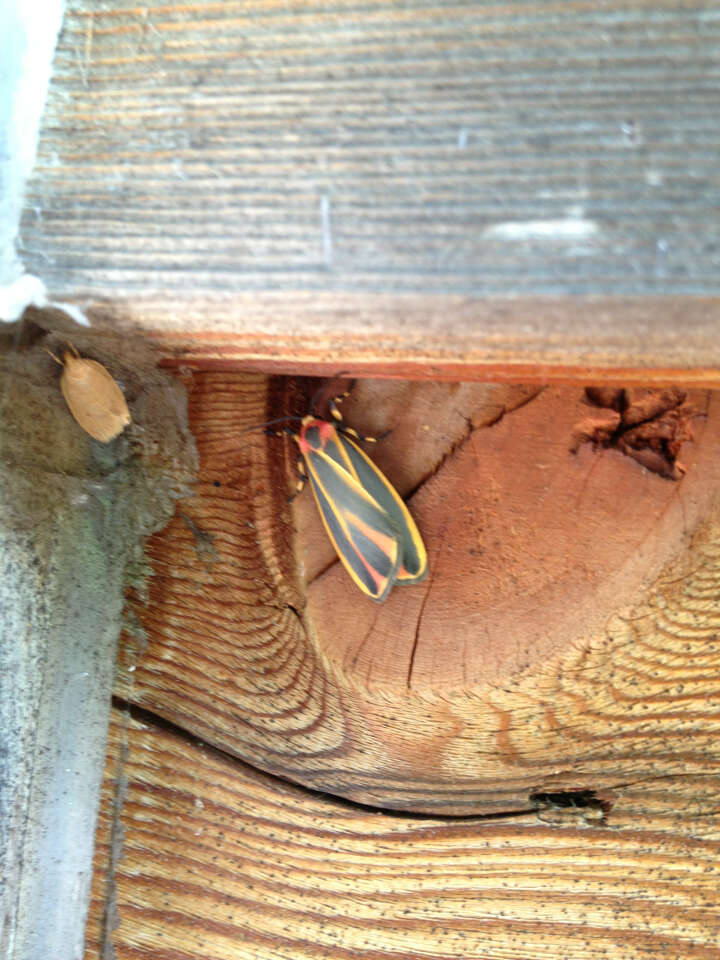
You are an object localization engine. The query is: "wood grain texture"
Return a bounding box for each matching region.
[20,0,720,371]
[84,706,720,960]
[115,371,720,813]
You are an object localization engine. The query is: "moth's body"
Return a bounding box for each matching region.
[294,413,427,602]
[54,345,131,443]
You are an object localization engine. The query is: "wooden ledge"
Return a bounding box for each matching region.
[33,294,720,387]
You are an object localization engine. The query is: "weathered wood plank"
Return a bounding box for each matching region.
[114,371,720,813]
[19,0,720,372]
[85,706,720,959]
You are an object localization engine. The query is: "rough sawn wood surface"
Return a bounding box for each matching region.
[84,706,720,959]
[113,373,720,813]
[78,370,720,959]
[20,0,720,375]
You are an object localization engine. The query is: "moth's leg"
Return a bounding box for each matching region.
[328,390,352,425]
[330,383,389,443]
[287,456,307,503]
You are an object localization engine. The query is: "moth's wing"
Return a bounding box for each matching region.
[305,451,402,602]
[338,435,428,584]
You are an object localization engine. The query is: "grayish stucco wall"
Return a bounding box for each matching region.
[0,335,198,960]
[0,8,198,956]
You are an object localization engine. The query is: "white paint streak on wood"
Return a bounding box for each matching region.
[320,194,333,267]
[485,220,599,241]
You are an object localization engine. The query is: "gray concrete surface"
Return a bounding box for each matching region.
[0,333,197,960]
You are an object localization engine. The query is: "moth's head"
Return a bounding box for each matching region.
[298,416,334,454]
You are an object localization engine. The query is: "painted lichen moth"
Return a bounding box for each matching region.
[262,386,428,602]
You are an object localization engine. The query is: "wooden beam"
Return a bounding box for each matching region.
[20,1,720,372]
[85,706,720,959]
[115,371,720,813]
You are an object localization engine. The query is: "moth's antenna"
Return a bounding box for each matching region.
[239,415,303,436]
[46,347,63,366]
